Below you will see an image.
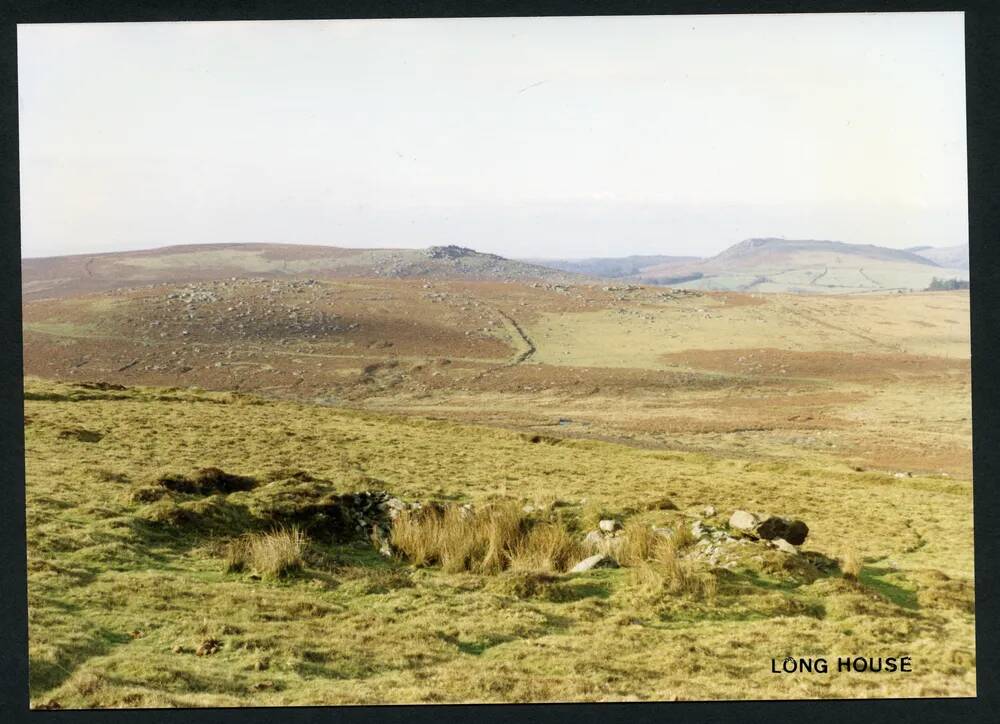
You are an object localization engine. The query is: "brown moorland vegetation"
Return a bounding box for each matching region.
[22,267,972,706]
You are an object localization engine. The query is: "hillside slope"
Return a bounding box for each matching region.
[635,238,969,293]
[22,243,581,300]
[524,255,698,279]
[909,244,969,270]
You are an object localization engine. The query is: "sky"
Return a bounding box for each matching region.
[18,13,968,260]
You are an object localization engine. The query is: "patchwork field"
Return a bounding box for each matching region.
[21,276,974,706]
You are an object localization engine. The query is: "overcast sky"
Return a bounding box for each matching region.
[18,13,967,260]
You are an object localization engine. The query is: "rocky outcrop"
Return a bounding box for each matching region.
[729,510,760,531]
[728,510,809,546]
[756,517,809,546]
[569,553,619,573]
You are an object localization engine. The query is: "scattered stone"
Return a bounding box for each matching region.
[703,505,717,517]
[729,510,760,531]
[771,538,799,555]
[196,638,222,656]
[569,554,619,573]
[598,519,621,533]
[383,497,407,520]
[755,517,809,546]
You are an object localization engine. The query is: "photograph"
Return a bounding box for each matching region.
[18,12,974,708]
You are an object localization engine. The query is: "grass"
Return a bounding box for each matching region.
[23,377,976,706]
[225,527,308,579]
[840,547,863,581]
[622,525,716,602]
[389,503,583,574]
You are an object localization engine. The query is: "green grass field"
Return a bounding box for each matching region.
[25,378,975,707]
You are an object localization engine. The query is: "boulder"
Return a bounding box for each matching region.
[755,517,809,545]
[729,510,759,531]
[384,497,407,511]
[770,538,799,555]
[569,554,619,573]
[598,519,621,533]
[703,505,717,517]
[196,638,222,656]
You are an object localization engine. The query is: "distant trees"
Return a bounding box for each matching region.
[926,277,970,291]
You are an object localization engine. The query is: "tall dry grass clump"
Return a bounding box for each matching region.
[840,547,863,581]
[627,531,716,601]
[390,502,582,574]
[509,522,584,573]
[470,502,525,574]
[226,526,307,579]
[617,520,662,566]
[389,507,446,568]
[618,520,695,567]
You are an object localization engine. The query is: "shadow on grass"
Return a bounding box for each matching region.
[860,566,919,610]
[728,569,801,592]
[456,638,507,656]
[29,628,133,700]
[559,578,613,601]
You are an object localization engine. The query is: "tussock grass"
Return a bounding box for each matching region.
[486,571,571,601]
[629,538,718,602]
[617,520,662,566]
[23,378,977,706]
[390,502,525,573]
[391,503,583,574]
[508,522,584,573]
[673,523,696,550]
[623,525,716,603]
[225,527,308,579]
[840,547,863,581]
[580,501,618,531]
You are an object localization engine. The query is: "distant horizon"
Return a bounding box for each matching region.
[19,235,968,262]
